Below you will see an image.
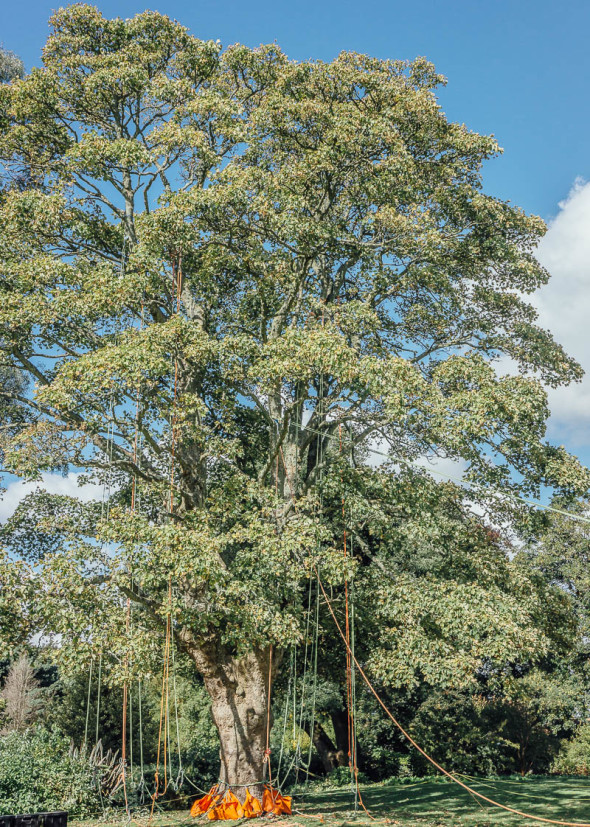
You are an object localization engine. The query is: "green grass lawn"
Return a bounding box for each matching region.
[295,776,590,825]
[76,777,590,827]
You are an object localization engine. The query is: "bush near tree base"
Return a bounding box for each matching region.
[0,728,102,816]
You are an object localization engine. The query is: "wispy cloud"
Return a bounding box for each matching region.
[0,473,104,523]
[414,455,467,484]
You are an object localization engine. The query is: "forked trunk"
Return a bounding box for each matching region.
[301,719,346,774]
[199,647,274,799]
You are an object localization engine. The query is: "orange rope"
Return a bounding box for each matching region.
[315,571,590,827]
[150,256,182,822]
[264,645,273,783]
[121,596,131,816]
[276,432,590,825]
[338,425,371,820]
[277,437,372,817]
[130,300,144,511]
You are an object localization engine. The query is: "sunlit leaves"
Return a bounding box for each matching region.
[0,5,586,694]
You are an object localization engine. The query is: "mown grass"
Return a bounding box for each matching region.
[295,775,590,825]
[76,776,590,827]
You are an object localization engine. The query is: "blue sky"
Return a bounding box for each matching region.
[1,0,590,509]
[3,0,590,215]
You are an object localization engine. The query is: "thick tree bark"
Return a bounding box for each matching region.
[186,643,274,799]
[331,708,350,760]
[301,719,346,774]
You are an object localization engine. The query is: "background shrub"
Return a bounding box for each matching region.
[553,724,590,776]
[0,728,102,816]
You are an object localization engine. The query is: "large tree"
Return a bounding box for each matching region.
[0,5,587,792]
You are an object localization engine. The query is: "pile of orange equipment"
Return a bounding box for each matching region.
[190,785,292,820]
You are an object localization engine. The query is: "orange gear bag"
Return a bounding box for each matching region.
[207,789,244,821]
[262,785,292,816]
[243,788,263,818]
[191,786,221,817]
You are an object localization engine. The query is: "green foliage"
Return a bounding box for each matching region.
[408,691,510,777]
[39,658,222,784]
[324,766,368,787]
[553,724,590,776]
[0,727,102,815]
[337,469,575,693]
[522,500,590,654]
[409,670,580,778]
[0,3,588,780]
[0,554,36,656]
[0,49,23,84]
[170,675,220,785]
[46,667,160,761]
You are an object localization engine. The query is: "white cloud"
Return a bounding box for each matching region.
[365,434,467,483]
[534,179,590,447]
[414,454,467,484]
[0,472,104,523]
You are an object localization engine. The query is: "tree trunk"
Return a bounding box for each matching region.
[197,646,274,799]
[301,719,346,774]
[331,708,350,760]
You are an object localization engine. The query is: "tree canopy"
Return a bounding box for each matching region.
[0,4,587,787]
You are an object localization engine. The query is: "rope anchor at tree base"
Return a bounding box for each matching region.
[190,785,291,820]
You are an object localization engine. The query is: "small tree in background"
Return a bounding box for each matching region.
[0,655,42,733]
[0,48,23,84]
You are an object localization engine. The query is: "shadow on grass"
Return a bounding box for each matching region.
[295,776,590,826]
[73,777,590,827]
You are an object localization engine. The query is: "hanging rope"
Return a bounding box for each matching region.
[294,579,314,783]
[277,432,372,816]
[137,679,146,799]
[87,394,116,771]
[150,255,183,822]
[276,413,590,825]
[121,597,131,817]
[129,619,134,783]
[84,656,94,749]
[337,425,370,819]
[315,571,590,827]
[171,630,184,789]
[277,578,319,789]
[263,645,273,783]
[338,426,353,796]
[95,649,103,746]
[118,296,147,813]
[304,573,320,786]
[275,649,294,784]
[150,580,171,818]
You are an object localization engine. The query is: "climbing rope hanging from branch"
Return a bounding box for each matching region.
[316,570,590,827]
[150,255,183,819]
